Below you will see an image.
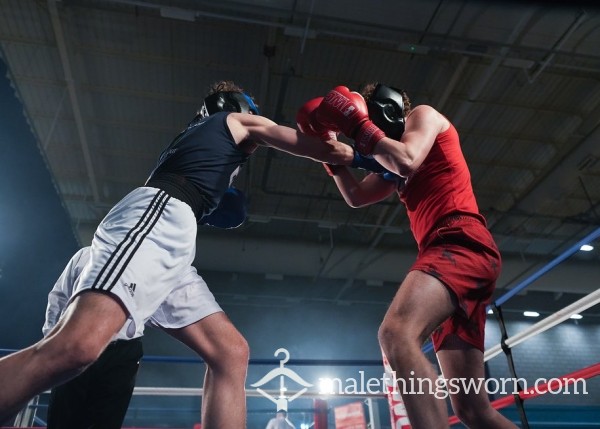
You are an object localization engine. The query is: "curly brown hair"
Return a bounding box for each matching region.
[360,82,411,116]
[198,80,259,115]
[206,80,245,96]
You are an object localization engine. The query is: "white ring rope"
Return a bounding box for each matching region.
[132,387,383,398]
[128,289,600,399]
[484,287,600,362]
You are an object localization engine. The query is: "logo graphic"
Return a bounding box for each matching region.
[125,282,136,297]
[250,348,313,412]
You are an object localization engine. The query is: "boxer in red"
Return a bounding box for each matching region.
[298,84,517,429]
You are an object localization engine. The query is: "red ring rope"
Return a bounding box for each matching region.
[448,362,600,426]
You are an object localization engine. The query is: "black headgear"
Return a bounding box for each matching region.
[367,84,406,139]
[200,91,260,118]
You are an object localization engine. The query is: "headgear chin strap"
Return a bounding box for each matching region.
[367,84,406,139]
[200,91,260,118]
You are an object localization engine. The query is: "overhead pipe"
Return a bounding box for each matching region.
[47,0,101,203]
[452,7,538,125]
[101,0,600,67]
[527,10,588,84]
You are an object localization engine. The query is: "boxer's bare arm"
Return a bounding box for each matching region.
[227,113,354,165]
[331,168,397,208]
[372,105,447,177]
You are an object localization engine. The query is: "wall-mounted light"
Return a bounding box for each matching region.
[570,314,583,320]
[580,244,594,252]
[523,311,540,318]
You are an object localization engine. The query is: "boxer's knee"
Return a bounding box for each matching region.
[34,333,105,377]
[201,328,249,378]
[452,399,498,427]
[224,332,249,363]
[378,318,425,363]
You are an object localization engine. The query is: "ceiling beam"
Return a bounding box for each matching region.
[47,0,100,203]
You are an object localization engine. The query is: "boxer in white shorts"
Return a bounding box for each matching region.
[44,244,221,429]
[0,80,361,428]
[46,246,222,341]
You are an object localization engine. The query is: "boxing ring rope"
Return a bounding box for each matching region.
[128,361,600,402]
[140,356,387,366]
[493,226,600,307]
[5,229,600,428]
[414,226,600,428]
[484,287,600,361]
[130,281,600,426]
[448,362,600,426]
[132,387,384,398]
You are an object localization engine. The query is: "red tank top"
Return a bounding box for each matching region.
[399,123,483,247]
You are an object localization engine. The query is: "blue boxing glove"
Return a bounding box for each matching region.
[199,187,247,229]
[350,148,387,174]
[378,170,405,189]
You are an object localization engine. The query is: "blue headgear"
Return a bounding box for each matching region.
[367,84,406,139]
[200,91,260,118]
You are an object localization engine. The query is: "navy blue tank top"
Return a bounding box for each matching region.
[146,112,249,219]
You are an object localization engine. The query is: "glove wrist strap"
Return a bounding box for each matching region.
[354,121,385,155]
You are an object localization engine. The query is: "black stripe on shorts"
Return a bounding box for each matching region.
[92,190,171,291]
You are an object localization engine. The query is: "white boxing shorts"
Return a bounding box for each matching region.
[73,186,221,337]
[148,264,222,330]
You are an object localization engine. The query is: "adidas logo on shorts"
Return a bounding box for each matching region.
[125,283,137,297]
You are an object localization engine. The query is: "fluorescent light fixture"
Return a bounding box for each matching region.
[284,26,317,39]
[570,313,583,320]
[580,244,594,252]
[523,311,540,318]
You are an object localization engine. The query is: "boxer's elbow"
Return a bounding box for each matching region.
[398,157,419,177]
[377,152,414,178]
[343,188,374,208]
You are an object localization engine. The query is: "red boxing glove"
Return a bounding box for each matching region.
[297,97,341,176]
[316,86,385,155]
[296,97,338,141]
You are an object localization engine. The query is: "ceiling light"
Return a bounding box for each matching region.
[487,308,494,315]
[284,26,317,39]
[570,314,583,320]
[523,311,540,318]
[580,244,594,252]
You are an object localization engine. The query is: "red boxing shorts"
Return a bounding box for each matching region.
[410,214,501,352]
